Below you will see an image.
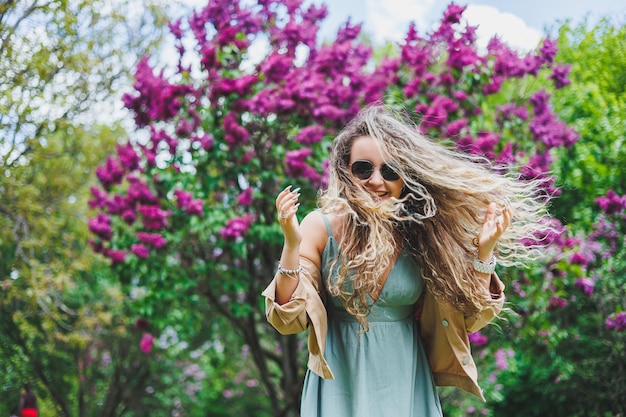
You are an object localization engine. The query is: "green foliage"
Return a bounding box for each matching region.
[0,0,181,415]
[462,17,626,412]
[550,18,626,229]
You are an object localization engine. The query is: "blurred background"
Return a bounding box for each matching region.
[1,0,625,416]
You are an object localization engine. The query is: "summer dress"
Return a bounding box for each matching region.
[300,213,443,417]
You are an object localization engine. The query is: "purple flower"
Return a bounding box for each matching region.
[117,143,141,171]
[475,131,500,158]
[186,199,204,216]
[174,189,193,209]
[168,19,183,39]
[606,312,626,332]
[106,194,130,216]
[549,64,572,89]
[285,148,321,184]
[138,205,171,230]
[88,187,109,209]
[497,143,515,166]
[140,332,155,353]
[136,232,167,249]
[122,57,194,126]
[445,118,468,138]
[88,213,113,240]
[212,75,258,98]
[547,295,567,311]
[417,95,458,130]
[236,188,254,206]
[539,38,558,64]
[105,249,127,265]
[569,252,588,266]
[131,243,150,259]
[595,190,626,216]
[468,331,489,347]
[494,348,510,370]
[127,176,158,205]
[496,104,527,124]
[295,125,326,145]
[222,113,249,147]
[96,156,125,189]
[312,104,346,122]
[261,52,294,83]
[121,209,137,225]
[442,3,466,24]
[483,76,503,95]
[192,133,214,150]
[220,214,255,240]
[574,277,595,296]
[529,90,551,116]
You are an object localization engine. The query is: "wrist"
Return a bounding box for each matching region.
[277,264,301,280]
[477,250,494,263]
[473,255,496,274]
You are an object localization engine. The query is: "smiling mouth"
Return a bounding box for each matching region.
[371,192,389,200]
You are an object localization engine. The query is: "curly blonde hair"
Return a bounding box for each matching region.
[318,104,555,330]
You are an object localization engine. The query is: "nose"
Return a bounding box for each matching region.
[366,166,385,186]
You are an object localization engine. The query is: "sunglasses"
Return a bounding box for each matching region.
[350,160,401,181]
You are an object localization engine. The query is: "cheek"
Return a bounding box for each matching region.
[391,181,404,197]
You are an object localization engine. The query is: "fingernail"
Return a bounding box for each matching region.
[292,193,300,200]
[284,185,293,191]
[292,187,301,194]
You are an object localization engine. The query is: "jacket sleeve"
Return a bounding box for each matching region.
[261,257,324,335]
[465,272,506,333]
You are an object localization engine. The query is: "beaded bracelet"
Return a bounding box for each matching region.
[278,264,302,278]
[472,255,497,274]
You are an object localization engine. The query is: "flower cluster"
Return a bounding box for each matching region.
[605,312,626,332]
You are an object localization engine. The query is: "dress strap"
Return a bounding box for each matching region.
[316,209,333,239]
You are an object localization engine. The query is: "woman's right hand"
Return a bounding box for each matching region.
[276,185,301,248]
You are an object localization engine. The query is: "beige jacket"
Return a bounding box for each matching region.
[262,257,505,401]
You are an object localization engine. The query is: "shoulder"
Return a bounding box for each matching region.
[300,210,345,255]
[299,210,331,261]
[302,210,344,238]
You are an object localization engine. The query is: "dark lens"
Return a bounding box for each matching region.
[351,160,374,180]
[381,163,400,181]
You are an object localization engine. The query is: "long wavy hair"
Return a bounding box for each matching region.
[318,104,556,330]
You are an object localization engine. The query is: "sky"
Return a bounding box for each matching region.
[312,0,625,51]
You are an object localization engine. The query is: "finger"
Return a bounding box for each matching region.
[501,201,514,229]
[276,185,292,204]
[484,202,497,223]
[278,189,301,220]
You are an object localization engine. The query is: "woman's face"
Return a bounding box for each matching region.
[348,135,404,201]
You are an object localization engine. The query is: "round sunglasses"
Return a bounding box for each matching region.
[350,160,400,181]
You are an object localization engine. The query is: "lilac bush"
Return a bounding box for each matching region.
[85,1,604,415]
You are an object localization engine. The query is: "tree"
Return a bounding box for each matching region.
[550,18,626,228]
[0,0,178,415]
[477,17,626,417]
[87,1,583,415]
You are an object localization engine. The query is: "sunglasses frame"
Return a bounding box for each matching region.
[350,160,401,181]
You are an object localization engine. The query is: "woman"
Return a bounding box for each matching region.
[262,105,552,416]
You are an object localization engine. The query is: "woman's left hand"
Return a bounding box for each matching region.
[476,201,513,261]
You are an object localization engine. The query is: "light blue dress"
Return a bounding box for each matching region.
[300,213,443,417]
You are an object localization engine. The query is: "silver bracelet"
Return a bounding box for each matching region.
[472,255,497,274]
[278,264,302,278]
